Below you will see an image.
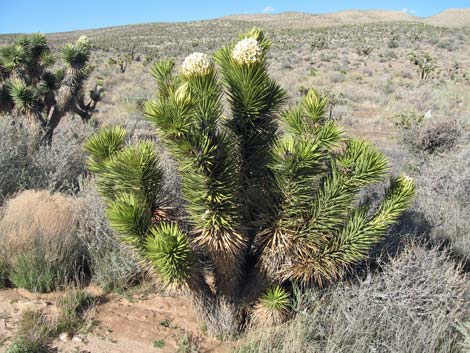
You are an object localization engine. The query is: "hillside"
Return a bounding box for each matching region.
[223,10,419,29]
[223,8,470,28]
[424,8,470,27]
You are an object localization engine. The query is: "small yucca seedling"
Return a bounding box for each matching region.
[85,28,415,336]
[251,286,291,327]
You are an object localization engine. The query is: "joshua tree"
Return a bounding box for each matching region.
[107,44,136,73]
[85,28,415,336]
[408,51,437,81]
[0,33,102,143]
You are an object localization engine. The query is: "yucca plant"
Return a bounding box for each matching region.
[0,33,102,144]
[85,28,415,336]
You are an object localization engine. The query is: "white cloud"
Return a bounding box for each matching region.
[402,8,416,14]
[263,6,274,14]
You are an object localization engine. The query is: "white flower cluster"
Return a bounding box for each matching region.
[232,38,263,65]
[401,175,414,184]
[76,35,90,50]
[181,52,211,77]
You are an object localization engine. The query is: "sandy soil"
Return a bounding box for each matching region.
[0,288,233,353]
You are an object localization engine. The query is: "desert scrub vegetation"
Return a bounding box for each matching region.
[6,289,96,352]
[410,145,470,263]
[55,289,96,335]
[84,28,415,336]
[0,33,102,143]
[408,51,438,80]
[0,190,86,292]
[7,309,52,353]
[0,116,94,204]
[78,179,144,292]
[394,111,469,262]
[407,118,462,155]
[234,243,469,353]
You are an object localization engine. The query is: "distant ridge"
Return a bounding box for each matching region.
[0,8,469,39]
[223,9,470,28]
[424,8,470,27]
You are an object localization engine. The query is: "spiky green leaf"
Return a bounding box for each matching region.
[145,223,193,285]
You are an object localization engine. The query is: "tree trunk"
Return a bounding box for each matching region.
[40,106,63,145]
[193,295,244,338]
[188,265,244,338]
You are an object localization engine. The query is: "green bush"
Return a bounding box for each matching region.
[7,336,49,353]
[56,289,95,334]
[8,247,60,293]
[7,309,52,353]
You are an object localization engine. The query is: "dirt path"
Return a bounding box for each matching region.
[0,288,234,353]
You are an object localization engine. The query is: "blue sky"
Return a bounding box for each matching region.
[0,0,469,34]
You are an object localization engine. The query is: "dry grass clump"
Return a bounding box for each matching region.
[6,289,96,353]
[7,309,52,353]
[0,190,86,292]
[234,243,469,353]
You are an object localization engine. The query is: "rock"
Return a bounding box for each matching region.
[72,335,84,343]
[59,332,71,342]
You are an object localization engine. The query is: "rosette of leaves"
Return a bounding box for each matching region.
[85,27,415,336]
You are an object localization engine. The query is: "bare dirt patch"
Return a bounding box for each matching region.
[0,288,232,353]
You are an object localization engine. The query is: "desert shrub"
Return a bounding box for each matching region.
[402,119,462,156]
[7,337,49,353]
[7,290,95,352]
[0,255,9,288]
[457,322,470,352]
[78,179,144,292]
[311,34,329,50]
[176,331,202,353]
[438,39,456,51]
[355,42,373,56]
[411,148,470,261]
[85,28,414,336]
[0,116,93,204]
[8,247,62,293]
[7,309,52,353]
[56,289,96,334]
[328,71,346,83]
[0,190,86,292]
[393,110,425,129]
[235,243,468,353]
[387,35,399,48]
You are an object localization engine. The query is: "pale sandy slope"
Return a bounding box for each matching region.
[223,8,470,28]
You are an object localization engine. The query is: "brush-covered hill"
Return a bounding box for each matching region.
[223,9,470,29]
[223,10,418,29]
